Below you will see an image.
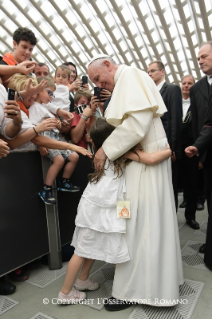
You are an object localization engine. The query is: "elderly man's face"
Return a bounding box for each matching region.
[88,61,115,92]
[181,76,194,97]
[198,44,212,75]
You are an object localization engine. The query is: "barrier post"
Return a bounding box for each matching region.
[41,156,62,269]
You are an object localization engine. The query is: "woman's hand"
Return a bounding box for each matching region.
[0,139,10,159]
[82,83,89,90]
[71,145,92,158]
[16,61,37,75]
[4,101,22,124]
[36,118,57,133]
[69,79,82,91]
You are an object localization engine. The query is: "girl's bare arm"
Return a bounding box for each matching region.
[124,147,171,165]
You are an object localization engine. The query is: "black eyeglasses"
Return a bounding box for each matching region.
[147,69,162,74]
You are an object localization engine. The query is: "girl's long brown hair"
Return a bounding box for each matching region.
[89,118,142,183]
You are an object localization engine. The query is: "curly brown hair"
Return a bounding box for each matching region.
[89,118,142,183]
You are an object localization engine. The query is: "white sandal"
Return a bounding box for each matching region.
[74,277,99,291]
[57,288,86,304]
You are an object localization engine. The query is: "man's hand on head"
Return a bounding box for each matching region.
[94,146,107,171]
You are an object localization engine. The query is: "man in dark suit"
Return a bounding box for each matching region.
[185,88,212,269]
[148,60,182,211]
[189,41,212,252]
[179,75,200,229]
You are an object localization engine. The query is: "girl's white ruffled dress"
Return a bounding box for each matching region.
[72,160,130,264]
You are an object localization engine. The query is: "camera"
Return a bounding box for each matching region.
[94,87,103,101]
[74,104,87,115]
[8,88,15,101]
[81,75,88,86]
[7,88,16,116]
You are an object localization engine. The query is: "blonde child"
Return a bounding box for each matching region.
[29,77,80,205]
[44,65,73,117]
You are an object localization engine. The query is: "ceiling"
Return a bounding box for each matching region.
[0,0,212,87]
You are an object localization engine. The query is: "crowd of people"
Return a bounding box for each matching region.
[0,26,212,311]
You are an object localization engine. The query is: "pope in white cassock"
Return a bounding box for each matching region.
[88,55,184,311]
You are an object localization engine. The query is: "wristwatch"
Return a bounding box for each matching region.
[81,114,88,121]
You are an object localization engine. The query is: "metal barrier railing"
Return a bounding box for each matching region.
[0,151,93,275]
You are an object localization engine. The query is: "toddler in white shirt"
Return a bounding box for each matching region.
[44,65,72,115]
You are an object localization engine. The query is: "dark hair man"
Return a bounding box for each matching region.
[34,63,50,77]
[148,60,182,211]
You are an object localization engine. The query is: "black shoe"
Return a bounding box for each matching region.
[58,179,80,192]
[199,243,206,254]
[205,263,212,270]
[39,186,56,205]
[0,277,16,295]
[104,297,132,311]
[197,203,204,211]
[179,200,187,208]
[186,219,200,229]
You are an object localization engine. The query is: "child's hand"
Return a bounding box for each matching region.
[36,118,57,133]
[55,117,62,130]
[83,106,93,118]
[39,146,49,156]
[60,121,70,134]
[57,109,74,123]
[90,96,99,112]
[17,61,37,75]
[166,144,172,158]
